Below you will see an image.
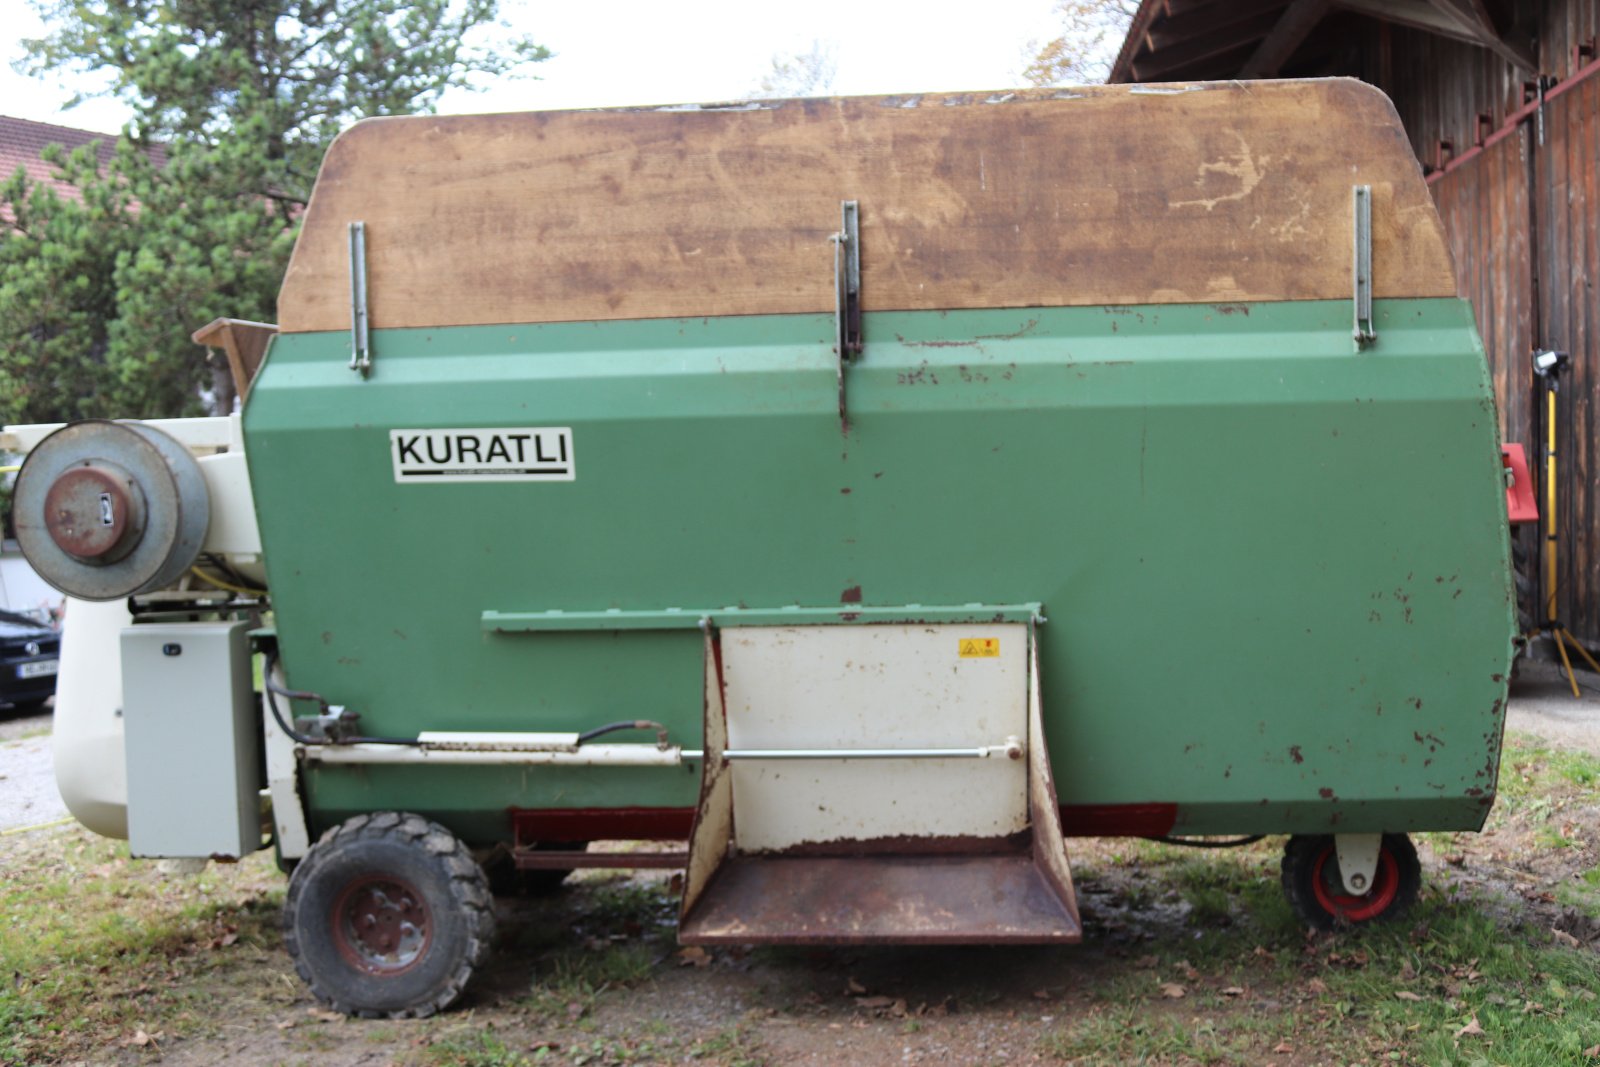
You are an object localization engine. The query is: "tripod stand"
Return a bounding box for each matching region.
[1529,350,1600,696]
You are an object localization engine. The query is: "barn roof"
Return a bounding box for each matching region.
[1109,0,1534,83]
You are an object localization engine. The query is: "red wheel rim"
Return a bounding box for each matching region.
[1310,843,1399,922]
[330,875,432,975]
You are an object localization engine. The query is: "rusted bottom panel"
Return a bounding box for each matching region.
[512,849,687,869]
[678,854,1082,945]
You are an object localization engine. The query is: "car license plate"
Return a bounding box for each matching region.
[17,660,58,679]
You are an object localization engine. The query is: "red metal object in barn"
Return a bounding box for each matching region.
[1503,443,1539,525]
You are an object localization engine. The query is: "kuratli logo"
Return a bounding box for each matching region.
[390,428,574,483]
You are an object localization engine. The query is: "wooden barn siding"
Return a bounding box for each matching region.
[1430,130,1534,453]
[1349,1,1600,642]
[1538,76,1599,640]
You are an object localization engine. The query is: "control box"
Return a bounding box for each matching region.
[122,619,262,859]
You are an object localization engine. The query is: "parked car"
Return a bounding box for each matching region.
[0,608,59,714]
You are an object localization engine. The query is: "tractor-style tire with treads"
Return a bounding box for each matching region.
[283,812,494,1018]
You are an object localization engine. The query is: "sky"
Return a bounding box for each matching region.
[0,0,1075,135]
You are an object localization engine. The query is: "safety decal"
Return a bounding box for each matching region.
[958,638,1000,658]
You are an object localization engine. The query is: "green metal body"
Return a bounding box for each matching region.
[243,298,1515,845]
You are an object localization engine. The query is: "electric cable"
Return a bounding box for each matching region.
[1143,835,1266,849]
[189,567,267,597]
[575,720,672,747]
[262,651,417,746]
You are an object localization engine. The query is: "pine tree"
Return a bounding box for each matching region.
[1,0,549,422]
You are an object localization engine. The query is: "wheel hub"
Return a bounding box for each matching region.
[1312,845,1399,923]
[332,876,432,974]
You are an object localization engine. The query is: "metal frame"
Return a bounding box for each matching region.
[1334,832,1381,895]
[348,221,371,377]
[833,199,862,423]
[483,602,1044,633]
[1352,185,1376,350]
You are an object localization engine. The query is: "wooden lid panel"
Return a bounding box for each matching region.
[277,80,1457,334]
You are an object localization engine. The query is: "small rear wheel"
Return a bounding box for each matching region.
[1281,833,1419,930]
[284,812,494,1018]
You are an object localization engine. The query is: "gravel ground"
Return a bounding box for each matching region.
[0,700,67,832]
[1506,655,1600,756]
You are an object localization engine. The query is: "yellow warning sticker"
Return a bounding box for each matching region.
[959,638,1000,659]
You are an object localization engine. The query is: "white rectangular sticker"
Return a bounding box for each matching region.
[391,428,574,483]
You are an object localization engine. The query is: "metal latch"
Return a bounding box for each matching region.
[1351,186,1376,351]
[348,221,371,377]
[832,200,862,423]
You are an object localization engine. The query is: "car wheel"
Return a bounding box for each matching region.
[283,812,494,1018]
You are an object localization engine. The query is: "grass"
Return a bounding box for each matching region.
[1041,1004,1243,1065]
[1496,734,1600,811]
[1038,732,1600,1065]
[1044,850,1600,1065]
[0,828,284,1065]
[0,733,1594,1066]
[522,880,674,1022]
[425,1028,537,1067]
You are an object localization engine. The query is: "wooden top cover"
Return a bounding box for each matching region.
[278,79,1457,334]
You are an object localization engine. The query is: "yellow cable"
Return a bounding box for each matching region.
[189,567,267,597]
[1,816,74,837]
[1546,387,1558,620]
[0,465,19,473]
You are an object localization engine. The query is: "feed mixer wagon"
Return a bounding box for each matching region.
[3,79,1515,1019]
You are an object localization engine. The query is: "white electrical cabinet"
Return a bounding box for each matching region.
[121,619,262,859]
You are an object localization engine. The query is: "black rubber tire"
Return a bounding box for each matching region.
[1511,536,1537,635]
[1281,833,1420,931]
[283,812,494,1018]
[3,699,50,717]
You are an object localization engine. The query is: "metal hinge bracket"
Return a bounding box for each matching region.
[1334,833,1381,896]
[348,221,372,377]
[1352,186,1376,351]
[832,200,862,423]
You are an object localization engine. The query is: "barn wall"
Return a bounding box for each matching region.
[1354,0,1600,642]
[1537,71,1599,639]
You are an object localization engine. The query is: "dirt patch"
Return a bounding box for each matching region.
[1420,729,1600,949]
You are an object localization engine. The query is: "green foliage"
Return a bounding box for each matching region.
[425,1029,536,1067]
[2,0,549,424]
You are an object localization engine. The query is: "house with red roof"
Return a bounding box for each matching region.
[0,114,166,224]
